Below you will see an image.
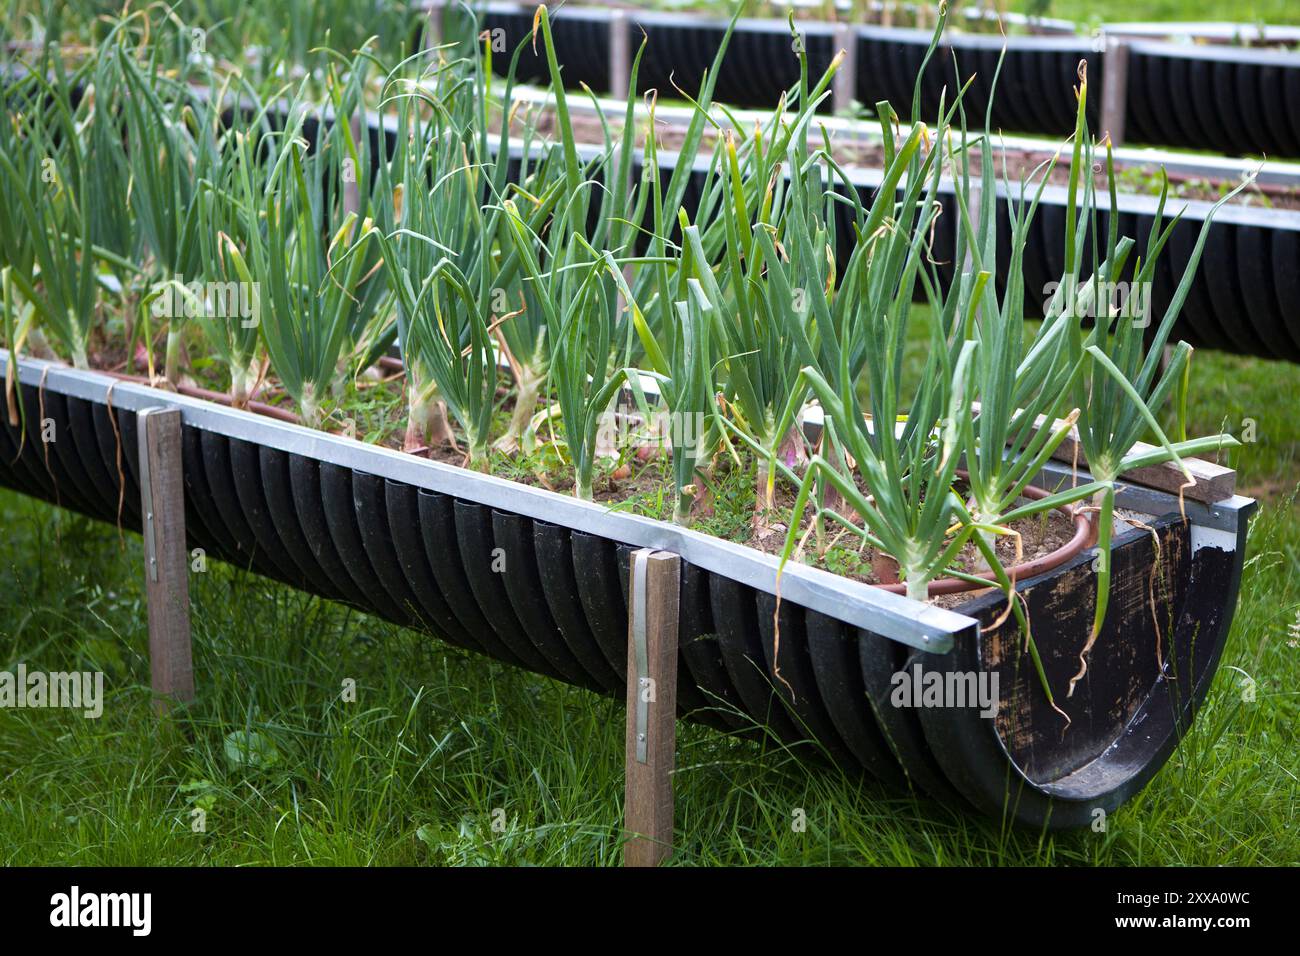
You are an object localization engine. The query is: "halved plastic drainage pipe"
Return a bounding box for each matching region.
[441,2,1300,155]
[0,351,1255,827]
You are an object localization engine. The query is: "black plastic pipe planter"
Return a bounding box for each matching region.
[1123,40,1300,158]
[0,353,1255,828]
[629,143,1300,363]
[445,3,1300,156]
[852,27,1101,136]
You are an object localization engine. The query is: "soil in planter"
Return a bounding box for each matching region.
[143,364,1081,600]
[52,338,1085,603]
[481,431,1081,599]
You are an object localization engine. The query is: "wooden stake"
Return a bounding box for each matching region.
[137,407,194,714]
[623,548,680,867]
[832,23,858,116]
[424,0,444,51]
[609,10,631,102]
[1101,38,1130,147]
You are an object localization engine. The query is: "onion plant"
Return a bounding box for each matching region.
[374,32,565,463]
[487,74,561,455]
[766,109,964,602]
[1056,72,1247,694]
[194,86,278,407]
[762,88,1070,708]
[497,4,728,500]
[698,36,849,524]
[0,61,122,370]
[944,61,1105,567]
[83,40,136,288]
[496,6,638,493]
[737,23,1075,717]
[115,44,218,384]
[242,59,387,428]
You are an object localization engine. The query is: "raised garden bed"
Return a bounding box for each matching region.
[444,2,1300,154]
[0,352,1255,827]
[534,98,1300,361]
[0,3,1261,834]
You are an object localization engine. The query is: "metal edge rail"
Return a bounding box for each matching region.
[508,83,1300,189]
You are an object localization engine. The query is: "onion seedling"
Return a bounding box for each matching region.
[195,86,279,407]
[115,45,220,384]
[241,60,387,428]
[375,36,564,463]
[1054,70,1247,694]
[0,65,107,369]
[944,61,1099,565]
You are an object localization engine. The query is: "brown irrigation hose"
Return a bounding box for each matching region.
[100,370,300,423]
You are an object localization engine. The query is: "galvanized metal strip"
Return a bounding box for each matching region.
[631,549,650,764]
[137,407,159,583]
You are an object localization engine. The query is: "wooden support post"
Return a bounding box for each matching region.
[1100,37,1130,147]
[623,549,680,867]
[424,0,444,51]
[609,10,631,102]
[137,407,194,715]
[832,22,858,116]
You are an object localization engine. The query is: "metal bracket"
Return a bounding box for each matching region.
[138,407,159,583]
[632,551,650,764]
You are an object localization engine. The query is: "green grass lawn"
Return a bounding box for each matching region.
[1,337,1297,866]
[1018,0,1300,26]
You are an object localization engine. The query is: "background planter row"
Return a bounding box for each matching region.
[9,34,1299,367]
[415,5,1300,362]
[435,2,1300,156]
[0,354,1254,827]
[616,142,1300,362]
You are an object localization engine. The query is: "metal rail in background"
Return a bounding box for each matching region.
[508,84,1300,189]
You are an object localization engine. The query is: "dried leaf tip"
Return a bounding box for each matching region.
[532,5,546,52]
